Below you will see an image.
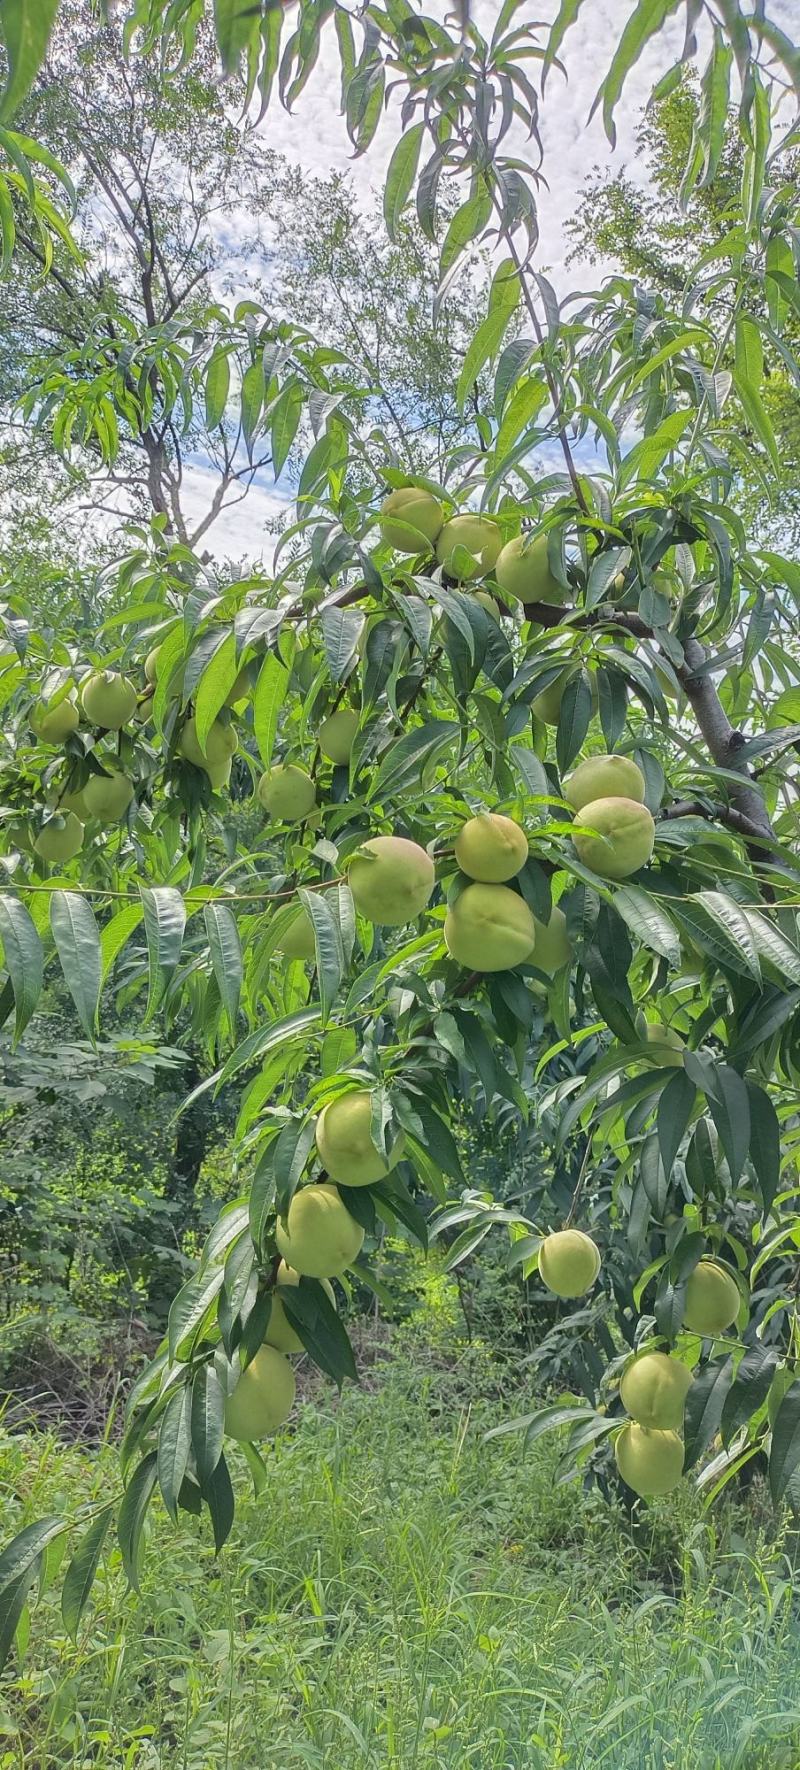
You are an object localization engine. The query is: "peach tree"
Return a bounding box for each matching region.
[1,0,800,1658]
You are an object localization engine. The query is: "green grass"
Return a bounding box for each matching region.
[2,1330,800,1768]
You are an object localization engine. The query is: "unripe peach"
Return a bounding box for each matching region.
[436,515,502,580]
[454,813,528,883]
[80,670,138,730]
[315,1089,404,1187]
[572,796,655,880]
[682,1260,740,1335]
[348,834,435,926]
[445,882,535,972]
[31,696,79,744]
[494,534,567,606]
[564,754,645,812]
[34,812,84,863]
[223,1343,295,1440]
[537,1228,600,1298]
[379,486,443,553]
[620,1352,693,1429]
[275,1182,365,1278]
[615,1423,684,1496]
[257,764,316,822]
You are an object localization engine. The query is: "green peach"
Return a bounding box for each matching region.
[315,1088,405,1186]
[494,534,567,606]
[82,769,134,821]
[317,709,360,765]
[80,670,138,730]
[615,1423,684,1496]
[564,754,645,812]
[572,796,655,880]
[379,486,443,553]
[31,696,79,744]
[682,1260,740,1335]
[276,903,316,961]
[530,906,573,976]
[436,515,502,580]
[454,813,528,883]
[34,812,84,863]
[348,834,435,926]
[275,1182,365,1278]
[257,764,316,822]
[620,1352,693,1430]
[223,1343,295,1440]
[444,881,535,972]
[537,1228,600,1298]
[179,717,238,771]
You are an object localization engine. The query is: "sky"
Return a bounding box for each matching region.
[177,0,796,559]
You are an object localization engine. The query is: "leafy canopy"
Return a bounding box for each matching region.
[1,0,800,1658]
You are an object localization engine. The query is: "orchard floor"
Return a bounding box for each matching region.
[2,1329,800,1770]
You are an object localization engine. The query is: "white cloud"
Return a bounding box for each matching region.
[179,464,291,564]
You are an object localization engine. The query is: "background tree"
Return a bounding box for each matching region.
[568,76,800,546]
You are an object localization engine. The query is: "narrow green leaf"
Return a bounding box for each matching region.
[623,328,710,397]
[694,891,762,982]
[618,408,692,487]
[657,1068,697,1177]
[213,0,258,74]
[191,1364,225,1489]
[698,27,733,186]
[273,1115,317,1216]
[61,1511,111,1643]
[439,185,492,286]
[50,891,101,1039]
[369,718,458,800]
[100,902,144,987]
[156,1386,192,1524]
[707,1063,751,1184]
[613,886,680,964]
[495,377,547,462]
[298,887,342,1026]
[253,650,288,769]
[0,894,42,1041]
[270,380,303,478]
[734,315,780,474]
[140,886,186,1021]
[556,673,592,773]
[594,0,682,146]
[240,359,265,457]
[0,0,59,122]
[769,1382,800,1505]
[542,0,588,86]
[457,309,514,412]
[384,122,424,241]
[683,1358,734,1469]
[721,1343,778,1446]
[195,632,238,754]
[168,1265,225,1362]
[205,1450,235,1553]
[746,1083,781,1217]
[281,1280,357,1386]
[117,1453,158,1593]
[204,349,231,430]
[215,1006,322,1091]
[486,1403,594,1444]
[204,902,242,1032]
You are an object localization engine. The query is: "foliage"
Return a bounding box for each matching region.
[0,0,800,1673]
[568,76,800,545]
[2,1341,800,1768]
